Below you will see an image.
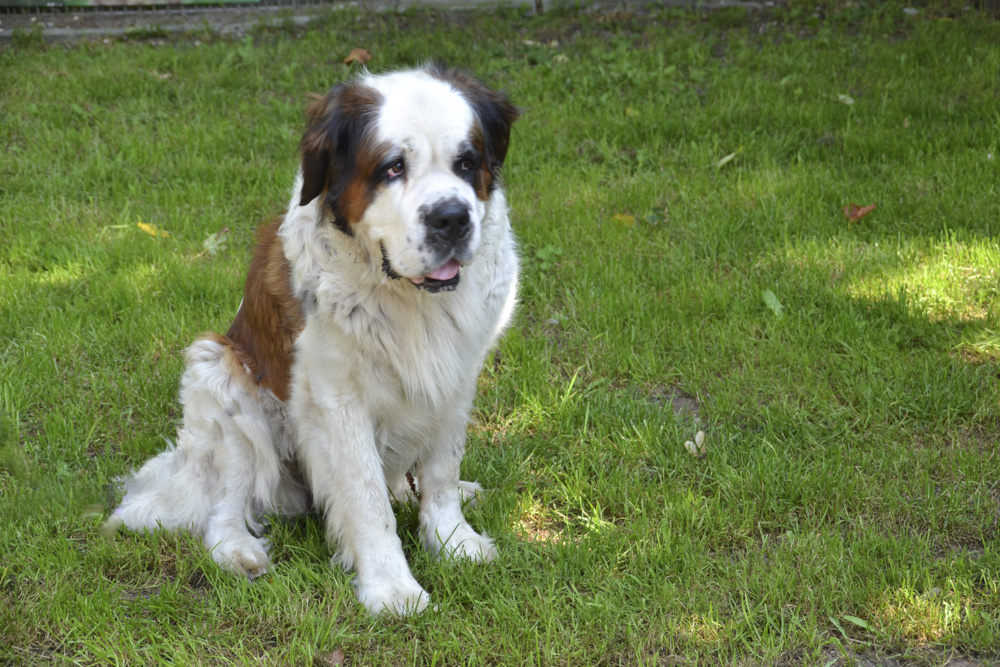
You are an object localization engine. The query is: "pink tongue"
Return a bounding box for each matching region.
[424,259,460,282]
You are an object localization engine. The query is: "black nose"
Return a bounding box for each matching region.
[425,201,471,241]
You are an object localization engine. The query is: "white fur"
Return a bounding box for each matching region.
[111,69,518,616]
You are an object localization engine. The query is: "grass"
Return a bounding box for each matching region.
[2,2,1000,664]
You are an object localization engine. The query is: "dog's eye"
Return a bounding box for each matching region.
[460,159,473,171]
[387,161,405,179]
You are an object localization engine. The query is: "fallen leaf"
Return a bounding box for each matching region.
[611,213,634,226]
[318,648,345,666]
[644,206,667,225]
[842,615,874,632]
[137,222,170,239]
[201,227,230,257]
[715,149,740,169]
[842,202,876,225]
[343,48,372,65]
[762,290,785,318]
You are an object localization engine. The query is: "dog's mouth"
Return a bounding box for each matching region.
[408,259,461,293]
[380,245,461,293]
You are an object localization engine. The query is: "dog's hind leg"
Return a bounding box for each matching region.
[113,337,282,580]
[199,414,275,580]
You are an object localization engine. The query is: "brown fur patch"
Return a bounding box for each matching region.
[206,218,304,403]
[298,82,387,231]
[466,122,492,201]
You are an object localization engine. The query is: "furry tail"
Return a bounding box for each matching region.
[104,437,216,537]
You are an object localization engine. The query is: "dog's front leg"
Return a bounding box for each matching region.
[416,422,497,564]
[293,391,429,616]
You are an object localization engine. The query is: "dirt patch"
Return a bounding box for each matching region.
[0,5,333,43]
[649,383,701,419]
[820,646,997,666]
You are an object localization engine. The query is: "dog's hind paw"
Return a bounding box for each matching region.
[207,532,271,581]
[458,480,485,508]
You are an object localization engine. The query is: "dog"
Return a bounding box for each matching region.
[107,65,519,616]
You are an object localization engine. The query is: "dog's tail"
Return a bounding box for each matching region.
[103,436,217,537]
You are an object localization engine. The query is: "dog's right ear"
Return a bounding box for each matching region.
[299,93,333,207]
[297,84,384,218]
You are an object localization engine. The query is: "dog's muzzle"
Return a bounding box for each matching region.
[380,244,462,293]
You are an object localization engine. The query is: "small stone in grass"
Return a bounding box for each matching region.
[684,431,707,458]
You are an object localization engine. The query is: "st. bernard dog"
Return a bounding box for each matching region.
[108,65,519,615]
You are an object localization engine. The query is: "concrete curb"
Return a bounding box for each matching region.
[0,0,764,44]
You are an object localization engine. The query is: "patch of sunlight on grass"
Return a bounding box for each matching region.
[118,261,167,300]
[1,262,91,309]
[733,167,785,207]
[847,236,1000,323]
[872,586,978,644]
[513,494,568,545]
[957,329,1000,364]
[676,613,724,645]
[25,261,90,290]
[580,502,618,536]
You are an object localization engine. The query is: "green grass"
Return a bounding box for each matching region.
[2,3,1000,664]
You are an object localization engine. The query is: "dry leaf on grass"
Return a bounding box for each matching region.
[843,202,876,225]
[137,222,170,239]
[316,648,345,666]
[343,48,372,65]
[199,227,230,257]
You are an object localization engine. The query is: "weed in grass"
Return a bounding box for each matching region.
[10,24,45,51]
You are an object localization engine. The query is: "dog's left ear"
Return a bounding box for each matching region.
[473,86,520,177]
[427,66,520,192]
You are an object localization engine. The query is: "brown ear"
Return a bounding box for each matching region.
[298,94,333,207]
[476,88,519,176]
[296,83,385,229]
[426,66,520,186]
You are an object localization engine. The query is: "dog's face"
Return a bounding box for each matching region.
[298,67,518,293]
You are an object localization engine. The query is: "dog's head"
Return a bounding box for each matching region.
[298,66,519,293]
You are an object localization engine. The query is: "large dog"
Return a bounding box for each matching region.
[109,66,519,615]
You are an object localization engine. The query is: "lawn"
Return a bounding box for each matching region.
[2,2,999,664]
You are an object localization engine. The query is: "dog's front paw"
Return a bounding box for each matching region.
[355,576,431,616]
[426,523,497,563]
[207,532,271,580]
